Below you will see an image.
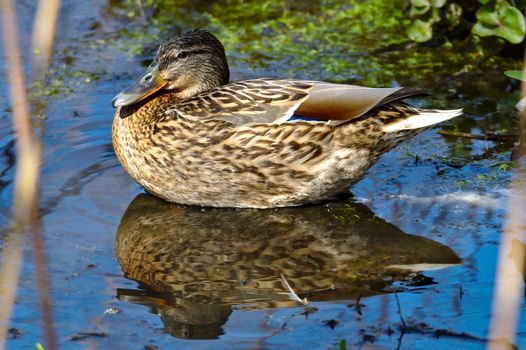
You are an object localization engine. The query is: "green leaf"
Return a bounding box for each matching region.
[472,21,499,36]
[476,5,500,26]
[407,19,433,42]
[410,5,431,16]
[473,1,526,44]
[478,0,490,4]
[495,0,511,13]
[498,6,526,43]
[504,70,526,81]
[411,0,430,7]
[431,0,446,8]
[36,343,45,350]
[410,0,430,17]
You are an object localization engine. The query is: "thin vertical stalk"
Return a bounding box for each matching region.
[0,0,41,348]
[31,0,60,77]
[28,1,61,349]
[487,41,526,349]
[0,0,59,349]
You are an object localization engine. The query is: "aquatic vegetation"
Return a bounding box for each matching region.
[408,0,526,44]
[472,0,526,43]
[110,0,521,87]
[505,69,526,80]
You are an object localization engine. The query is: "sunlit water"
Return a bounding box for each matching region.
[0,1,524,349]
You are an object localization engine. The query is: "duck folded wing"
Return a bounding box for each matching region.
[297,83,426,126]
[168,78,425,126]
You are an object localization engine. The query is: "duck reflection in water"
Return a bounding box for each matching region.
[115,194,460,339]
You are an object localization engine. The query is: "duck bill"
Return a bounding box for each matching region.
[112,65,167,107]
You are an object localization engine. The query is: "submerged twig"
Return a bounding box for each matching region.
[437,130,519,143]
[393,291,407,350]
[69,331,107,341]
[393,291,407,330]
[280,273,308,306]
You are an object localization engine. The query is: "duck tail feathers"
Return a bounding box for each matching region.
[382,108,462,133]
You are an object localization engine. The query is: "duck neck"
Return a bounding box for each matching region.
[116,90,180,120]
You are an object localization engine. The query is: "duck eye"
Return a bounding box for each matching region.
[177,51,188,59]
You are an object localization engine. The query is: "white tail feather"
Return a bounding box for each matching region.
[382,108,462,133]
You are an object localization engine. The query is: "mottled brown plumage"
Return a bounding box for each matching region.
[116,194,460,338]
[112,30,461,208]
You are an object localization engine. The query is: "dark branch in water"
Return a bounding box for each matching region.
[393,292,407,329]
[393,291,406,350]
[69,332,108,341]
[437,130,519,143]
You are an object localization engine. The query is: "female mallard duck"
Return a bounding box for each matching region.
[112,30,461,208]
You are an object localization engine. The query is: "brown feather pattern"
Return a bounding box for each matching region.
[112,80,452,208]
[112,31,461,208]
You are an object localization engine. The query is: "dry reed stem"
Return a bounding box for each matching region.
[28,1,61,349]
[31,0,61,75]
[0,0,40,349]
[487,39,526,349]
[0,0,59,349]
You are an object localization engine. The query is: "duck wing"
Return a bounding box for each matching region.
[168,78,425,126]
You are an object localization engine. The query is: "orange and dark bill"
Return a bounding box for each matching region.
[111,65,167,108]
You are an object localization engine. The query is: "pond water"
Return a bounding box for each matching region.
[1,1,525,349]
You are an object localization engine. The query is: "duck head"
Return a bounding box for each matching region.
[112,29,230,107]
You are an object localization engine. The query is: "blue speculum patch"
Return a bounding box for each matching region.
[289,114,324,121]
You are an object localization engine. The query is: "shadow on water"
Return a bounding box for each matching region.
[115,194,460,339]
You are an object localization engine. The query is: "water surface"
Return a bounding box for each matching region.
[1,1,524,349]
